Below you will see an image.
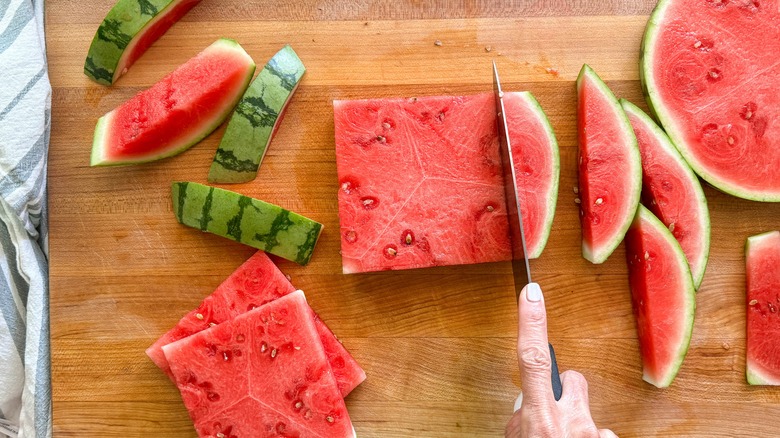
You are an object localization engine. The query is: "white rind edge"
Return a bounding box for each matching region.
[633,205,696,388]
[620,99,711,290]
[577,64,642,264]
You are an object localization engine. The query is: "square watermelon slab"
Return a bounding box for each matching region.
[146,251,365,397]
[163,290,355,438]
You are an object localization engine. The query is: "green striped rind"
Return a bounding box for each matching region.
[516,91,560,259]
[745,231,780,385]
[208,45,306,183]
[632,205,696,388]
[172,182,323,265]
[84,0,187,85]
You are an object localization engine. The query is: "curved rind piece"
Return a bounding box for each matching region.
[208,45,306,183]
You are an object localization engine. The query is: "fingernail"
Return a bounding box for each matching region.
[526,282,542,302]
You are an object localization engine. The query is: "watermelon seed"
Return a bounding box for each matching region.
[434,40,442,46]
[741,102,757,120]
[707,68,722,82]
[486,205,494,212]
[361,197,379,210]
[216,433,225,438]
[261,342,268,353]
[727,136,735,145]
[271,348,278,358]
[209,323,216,327]
[294,401,303,410]
[207,392,220,402]
[595,198,603,205]
[295,346,301,350]
[574,198,581,204]
[644,251,650,260]
[750,299,758,306]
[345,230,358,243]
[223,351,231,362]
[437,112,446,122]
[376,135,386,144]
[326,416,335,423]
[195,313,204,320]
[383,122,391,129]
[402,230,415,245]
[573,186,579,194]
[304,409,314,420]
[769,303,777,313]
[387,247,397,256]
[694,40,702,49]
[485,46,492,52]
[722,342,731,350]
[669,222,676,233]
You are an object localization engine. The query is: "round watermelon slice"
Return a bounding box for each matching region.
[577,65,642,264]
[625,205,696,388]
[745,231,780,386]
[641,0,780,202]
[621,99,710,290]
[91,38,256,166]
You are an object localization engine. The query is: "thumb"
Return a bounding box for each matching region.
[517,282,554,407]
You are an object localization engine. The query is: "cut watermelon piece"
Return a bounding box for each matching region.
[577,65,642,264]
[172,182,323,265]
[84,0,202,85]
[745,231,780,386]
[208,45,306,183]
[625,205,696,388]
[333,92,559,273]
[641,0,780,202]
[146,251,365,397]
[91,39,255,166]
[621,100,710,289]
[163,290,355,437]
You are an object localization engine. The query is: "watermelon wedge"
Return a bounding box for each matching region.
[163,290,355,437]
[146,251,365,397]
[333,92,559,273]
[84,0,202,85]
[577,65,642,264]
[208,45,306,183]
[91,39,255,166]
[625,205,696,388]
[745,231,780,386]
[621,100,710,289]
[641,0,780,202]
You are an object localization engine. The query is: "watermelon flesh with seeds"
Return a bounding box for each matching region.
[745,231,780,385]
[625,206,696,388]
[621,100,710,290]
[146,251,365,397]
[333,92,559,273]
[577,65,642,264]
[641,0,780,202]
[91,38,256,166]
[163,290,355,437]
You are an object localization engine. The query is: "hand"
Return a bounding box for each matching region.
[506,283,617,438]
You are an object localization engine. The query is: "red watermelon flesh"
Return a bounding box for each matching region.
[334,92,559,273]
[163,290,355,437]
[91,38,255,166]
[746,231,780,385]
[625,206,696,388]
[641,0,780,201]
[146,251,365,397]
[622,100,710,290]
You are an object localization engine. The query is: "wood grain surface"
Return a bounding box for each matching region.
[46,1,780,436]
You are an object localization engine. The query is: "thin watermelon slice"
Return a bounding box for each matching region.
[333,92,559,273]
[621,100,710,289]
[84,0,202,85]
[208,45,306,183]
[641,0,780,202]
[146,251,365,397]
[625,205,696,388]
[91,39,256,166]
[577,65,642,264]
[745,231,780,386]
[163,290,355,437]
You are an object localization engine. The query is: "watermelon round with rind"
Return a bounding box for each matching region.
[621,99,710,290]
[625,205,696,388]
[84,0,202,85]
[641,0,780,202]
[577,65,642,264]
[745,230,780,386]
[91,38,256,166]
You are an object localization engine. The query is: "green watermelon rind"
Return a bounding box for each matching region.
[640,0,780,202]
[171,181,323,265]
[516,91,560,259]
[620,99,711,290]
[90,39,256,167]
[208,45,306,184]
[84,0,193,85]
[745,231,780,386]
[577,65,642,264]
[632,205,696,389]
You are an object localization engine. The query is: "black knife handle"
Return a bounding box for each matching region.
[549,343,563,401]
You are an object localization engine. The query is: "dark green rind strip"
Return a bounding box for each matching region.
[171,182,323,265]
[84,0,194,85]
[207,45,305,183]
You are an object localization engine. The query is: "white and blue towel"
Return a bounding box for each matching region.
[0,0,52,437]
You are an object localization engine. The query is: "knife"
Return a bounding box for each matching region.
[493,61,563,402]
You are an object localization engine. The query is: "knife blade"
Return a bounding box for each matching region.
[493,61,562,402]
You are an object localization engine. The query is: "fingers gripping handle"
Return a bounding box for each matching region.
[549,343,562,401]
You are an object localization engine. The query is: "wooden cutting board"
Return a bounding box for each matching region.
[47,1,780,436]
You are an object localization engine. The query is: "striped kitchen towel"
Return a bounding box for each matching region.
[0,0,52,437]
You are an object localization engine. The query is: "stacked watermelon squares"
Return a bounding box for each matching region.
[146,252,365,437]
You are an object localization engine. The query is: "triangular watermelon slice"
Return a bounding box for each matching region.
[146,251,365,397]
[163,290,355,437]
